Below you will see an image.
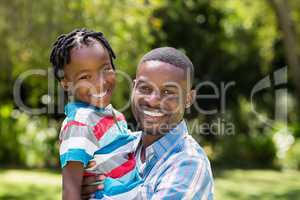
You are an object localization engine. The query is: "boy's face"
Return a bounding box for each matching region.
[131,60,195,135]
[61,42,116,108]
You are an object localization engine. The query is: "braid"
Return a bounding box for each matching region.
[50,28,116,80]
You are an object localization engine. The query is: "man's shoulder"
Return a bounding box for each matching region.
[166,135,212,168]
[151,135,213,187]
[179,134,208,157]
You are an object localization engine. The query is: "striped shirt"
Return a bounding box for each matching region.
[59,101,142,199]
[135,120,214,200]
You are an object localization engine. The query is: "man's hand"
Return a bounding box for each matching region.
[81,161,106,200]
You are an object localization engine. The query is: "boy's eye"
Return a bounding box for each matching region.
[102,65,113,72]
[79,75,91,80]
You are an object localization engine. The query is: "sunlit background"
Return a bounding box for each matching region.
[0,0,299,199]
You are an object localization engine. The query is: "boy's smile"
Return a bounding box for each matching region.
[61,41,116,108]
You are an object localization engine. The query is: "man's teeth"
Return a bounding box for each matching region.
[143,110,164,117]
[91,90,107,98]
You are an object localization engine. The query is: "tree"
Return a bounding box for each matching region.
[268,0,300,104]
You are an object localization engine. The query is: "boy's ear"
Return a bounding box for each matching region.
[185,89,196,108]
[60,78,69,91]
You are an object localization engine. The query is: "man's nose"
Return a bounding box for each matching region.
[146,91,161,107]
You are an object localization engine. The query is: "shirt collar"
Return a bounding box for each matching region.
[144,120,188,161]
[64,101,113,117]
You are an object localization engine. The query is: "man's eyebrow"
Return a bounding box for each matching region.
[163,83,180,89]
[135,78,148,84]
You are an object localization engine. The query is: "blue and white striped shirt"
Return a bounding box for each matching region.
[135,120,214,200]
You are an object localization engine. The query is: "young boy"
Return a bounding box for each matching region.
[50,29,142,200]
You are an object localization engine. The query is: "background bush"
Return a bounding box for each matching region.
[0,0,299,170]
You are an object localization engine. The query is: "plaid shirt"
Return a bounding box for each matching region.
[135,120,214,200]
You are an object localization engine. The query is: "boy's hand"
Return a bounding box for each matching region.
[81,161,106,200]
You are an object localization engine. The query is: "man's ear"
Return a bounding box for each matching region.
[185,89,196,108]
[133,79,137,88]
[60,78,69,91]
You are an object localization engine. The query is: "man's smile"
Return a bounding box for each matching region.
[143,110,165,117]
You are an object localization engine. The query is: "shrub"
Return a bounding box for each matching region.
[215,134,277,168]
[284,139,300,170]
[0,105,59,168]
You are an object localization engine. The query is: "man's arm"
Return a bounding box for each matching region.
[147,157,214,200]
[62,161,84,200]
[82,157,213,200]
[81,161,105,200]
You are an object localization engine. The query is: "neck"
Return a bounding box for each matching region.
[142,134,164,148]
[141,121,183,148]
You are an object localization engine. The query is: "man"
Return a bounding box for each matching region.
[82,47,214,199]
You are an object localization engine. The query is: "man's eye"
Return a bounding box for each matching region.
[138,85,152,93]
[162,90,175,95]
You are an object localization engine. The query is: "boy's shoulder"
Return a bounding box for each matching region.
[65,106,102,126]
[63,102,126,127]
[59,107,99,137]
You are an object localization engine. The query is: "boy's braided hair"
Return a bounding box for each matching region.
[50,28,116,80]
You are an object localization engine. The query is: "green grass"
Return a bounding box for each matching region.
[0,169,300,199]
[0,169,61,200]
[215,169,300,200]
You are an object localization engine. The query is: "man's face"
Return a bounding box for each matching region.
[132,60,194,135]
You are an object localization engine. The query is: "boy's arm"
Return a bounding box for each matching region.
[62,161,84,200]
[60,122,100,200]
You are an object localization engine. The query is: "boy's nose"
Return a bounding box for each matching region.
[94,75,106,86]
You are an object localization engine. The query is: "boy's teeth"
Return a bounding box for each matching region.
[143,110,164,117]
[91,90,107,98]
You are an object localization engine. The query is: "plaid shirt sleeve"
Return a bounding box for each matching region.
[145,156,214,200]
[59,122,99,168]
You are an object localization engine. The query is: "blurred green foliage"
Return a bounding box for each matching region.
[0,105,58,167]
[0,0,157,167]
[151,0,299,169]
[217,134,277,168]
[284,139,300,170]
[0,0,299,170]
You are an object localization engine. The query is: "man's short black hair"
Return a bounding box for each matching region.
[50,28,116,80]
[139,47,194,87]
